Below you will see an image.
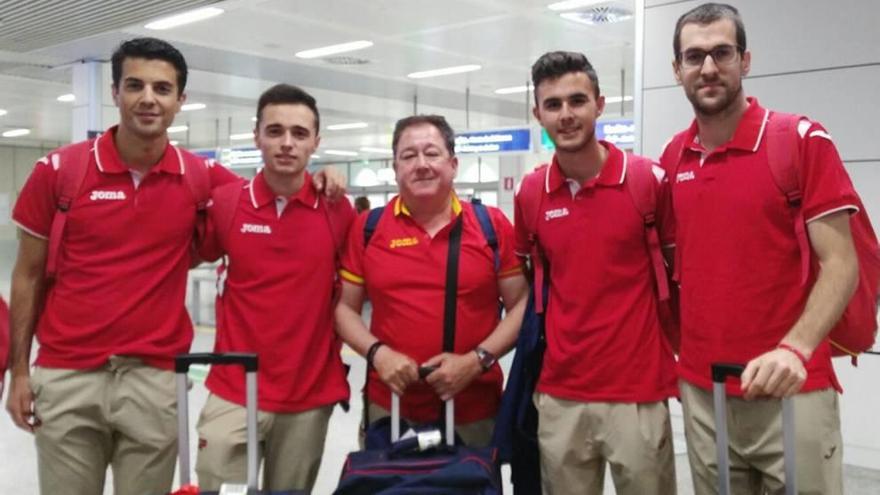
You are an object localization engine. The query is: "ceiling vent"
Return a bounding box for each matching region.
[561,4,633,25]
[322,56,371,66]
[0,0,221,52]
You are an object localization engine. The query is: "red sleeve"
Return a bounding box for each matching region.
[207,160,243,189]
[12,156,58,239]
[798,121,860,223]
[0,297,8,375]
[490,207,524,278]
[339,210,369,286]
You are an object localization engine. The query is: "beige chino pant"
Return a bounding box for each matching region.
[535,393,677,495]
[32,358,178,495]
[195,394,332,492]
[679,380,843,495]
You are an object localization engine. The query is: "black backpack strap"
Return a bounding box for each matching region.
[440,214,464,441]
[363,206,385,247]
[470,198,500,273]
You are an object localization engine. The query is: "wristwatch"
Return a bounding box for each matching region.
[474,347,497,373]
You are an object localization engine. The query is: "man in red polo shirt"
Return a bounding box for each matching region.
[193,84,352,492]
[516,51,678,495]
[661,4,859,494]
[335,115,528,447]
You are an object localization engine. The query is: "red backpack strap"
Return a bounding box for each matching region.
[764,111,811,286]
[517,164,549,313]
[660,132,689,284]
[46,140,94,279]
[210,181,245,252]
[624,153,670,301]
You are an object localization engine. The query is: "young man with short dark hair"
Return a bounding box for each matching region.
[663,4,858,493]
[193,83,353,492]
[517,51,678,495]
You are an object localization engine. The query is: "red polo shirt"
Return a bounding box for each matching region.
[660,98,859,394]
[199,172,353,412]
[514,141,678,403]
[340,196,522,423]
[12,126,239,370]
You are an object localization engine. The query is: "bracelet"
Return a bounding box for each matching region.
[366,341,385,370]
[777,343,809,366]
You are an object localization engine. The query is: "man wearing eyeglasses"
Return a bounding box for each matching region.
[660,3,858,494]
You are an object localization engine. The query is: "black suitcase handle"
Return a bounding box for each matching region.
[711,363,745,383]
[175,352,258,373]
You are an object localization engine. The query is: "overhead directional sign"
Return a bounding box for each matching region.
[455,128,531,154]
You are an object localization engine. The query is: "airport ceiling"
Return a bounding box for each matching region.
[0,0,636,156]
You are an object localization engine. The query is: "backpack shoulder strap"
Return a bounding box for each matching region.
[470,198,500,273]
[623,153,670,301]
[210,181,245,250]
[46,140,94,278]
[517,164,550,312]
[179,149,211,212]
[764,111,811,285]
[363,206,385,248]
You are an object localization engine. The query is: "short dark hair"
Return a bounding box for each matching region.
[111,37,187,95]
[531,51,600,102]
[673,3,746,60]
[255,84,320,133]
[392,115,456,157]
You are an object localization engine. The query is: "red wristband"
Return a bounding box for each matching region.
[777,343,809,366]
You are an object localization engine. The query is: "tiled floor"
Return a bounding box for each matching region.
[1,308,878,493]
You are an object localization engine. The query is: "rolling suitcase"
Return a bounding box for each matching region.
[334,392,502,495]
[171,352,306,495]
[711,363,796,495]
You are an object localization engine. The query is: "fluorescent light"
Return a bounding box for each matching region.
[2,128,30,137]
[295,40,373,59]
[606,95,634,104]
[494,85,533,95]
[145,7,224,30]
[181,103,206,111]
[0,109,7,116]
[57,93,75,102]
[170,140,179,145]
[324,150,358,157]
[359,147,392,154]
[407,65,481,79]
[327,122,368,131]
[251,116,258,122]
[167,125,188,134]
[547,0,604,11]
[311,155,321,159]
[229,133,253,140]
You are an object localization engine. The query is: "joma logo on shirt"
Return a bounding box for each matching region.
[389,237,419,249]
[544,207,570,221]
[676,171,696,183]
[240,223,272,234]
[89,190,126,201]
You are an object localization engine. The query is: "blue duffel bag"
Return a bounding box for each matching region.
[334,396,502,495]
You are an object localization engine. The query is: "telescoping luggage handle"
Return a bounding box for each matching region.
[390,388,454,448]
[711,363,796,495]
[175,353,259,491]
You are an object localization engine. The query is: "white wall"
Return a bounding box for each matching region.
[641,0,880,469]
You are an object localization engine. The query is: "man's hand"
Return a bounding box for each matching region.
[313,166,347,201]
[422,352,483,401]
[373,346,420,396]
[740,348,807,400]
[6,373,39,432]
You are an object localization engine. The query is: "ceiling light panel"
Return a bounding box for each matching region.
[407,65,482,79]
[296,40,373,59]
[2,128,30,137]
[494,85,533,95]
[327,122,368,131]
[57,94,75,102]
[181,103,206,111]
[547,0,606,11]
[324,150,358,157]
[145,6,224,30]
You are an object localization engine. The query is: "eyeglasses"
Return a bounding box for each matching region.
[678,44,743,69]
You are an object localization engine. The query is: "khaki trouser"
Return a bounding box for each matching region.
[32,358,178,495]
[195,394,333,492]
[679,380,843,495]
[534,392,677,495]
[363,401,495,448]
